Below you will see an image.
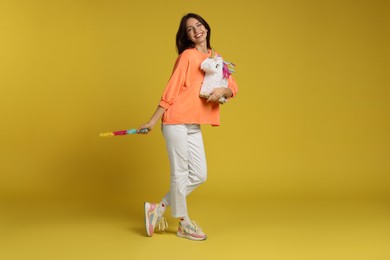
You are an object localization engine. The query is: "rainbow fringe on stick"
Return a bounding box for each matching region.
[99,128,148,137]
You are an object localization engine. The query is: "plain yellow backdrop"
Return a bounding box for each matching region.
[1,0,388,201]
[1,0,389,259]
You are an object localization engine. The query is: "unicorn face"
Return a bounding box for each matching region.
[201,55,224,74]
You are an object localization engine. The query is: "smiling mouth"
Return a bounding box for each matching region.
[195,32,203,38]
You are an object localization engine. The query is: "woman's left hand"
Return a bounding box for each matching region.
[207,87,228,103]
[207,87,233,103]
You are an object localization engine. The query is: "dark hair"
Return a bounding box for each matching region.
[176,13,212,54]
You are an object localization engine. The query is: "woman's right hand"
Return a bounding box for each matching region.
[137,123,153,134]
[136,105,166,134]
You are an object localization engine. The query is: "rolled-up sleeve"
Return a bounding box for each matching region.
[159,55,188,110]
[228,75,239,98]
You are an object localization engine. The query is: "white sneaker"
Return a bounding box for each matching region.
[144,202,168,237]
[177,220,207,241]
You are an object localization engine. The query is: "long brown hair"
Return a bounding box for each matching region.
[176,13,212,54]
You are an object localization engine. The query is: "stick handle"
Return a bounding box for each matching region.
[99,128,148,137]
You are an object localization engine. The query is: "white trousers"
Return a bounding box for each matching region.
[161,124,207,218]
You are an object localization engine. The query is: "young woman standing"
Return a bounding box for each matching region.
[138,13,238,241]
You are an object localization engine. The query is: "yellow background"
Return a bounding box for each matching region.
[0,0,389,259]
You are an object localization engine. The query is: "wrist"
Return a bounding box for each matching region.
[148,120,156,128]
[224,88,232,98]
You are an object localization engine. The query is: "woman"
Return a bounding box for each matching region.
[138,13,238,241]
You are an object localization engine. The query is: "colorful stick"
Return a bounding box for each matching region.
[99,128,148,137]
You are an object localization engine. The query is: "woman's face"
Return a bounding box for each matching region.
[186,17,208,45]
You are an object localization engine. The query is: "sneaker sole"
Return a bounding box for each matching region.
[144,202,153,237]
[176,231,207,241]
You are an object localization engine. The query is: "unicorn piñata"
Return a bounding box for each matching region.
[200,51,235,104]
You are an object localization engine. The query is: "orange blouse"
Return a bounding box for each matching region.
[159,48,238,126]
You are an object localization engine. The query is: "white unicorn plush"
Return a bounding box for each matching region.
[200,53,235,104]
